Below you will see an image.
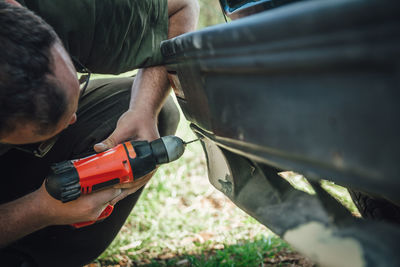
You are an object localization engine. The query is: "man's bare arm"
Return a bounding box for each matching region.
[0,182,121,247]
[0,188,49,247]
[93,0,199,204]
[94,0,199,152]
[133,0,199,119]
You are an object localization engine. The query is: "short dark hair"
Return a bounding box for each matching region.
[0,2,68,139]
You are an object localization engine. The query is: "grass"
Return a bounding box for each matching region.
[113,236,293,267]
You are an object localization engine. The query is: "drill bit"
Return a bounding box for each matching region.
[156,136,203,164]
[183,137,203,145]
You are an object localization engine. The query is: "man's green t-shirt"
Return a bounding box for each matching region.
[18,0,168,74]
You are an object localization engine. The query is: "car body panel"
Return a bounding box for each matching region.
[163,0,400,204]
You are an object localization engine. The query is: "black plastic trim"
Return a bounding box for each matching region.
[126,142,157,180]
[92,178,120,192]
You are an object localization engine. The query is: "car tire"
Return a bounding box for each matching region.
[349,189,400,225]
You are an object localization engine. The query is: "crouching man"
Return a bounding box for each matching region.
[0,0,199,266]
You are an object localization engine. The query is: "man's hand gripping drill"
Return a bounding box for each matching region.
[45,136,194,228]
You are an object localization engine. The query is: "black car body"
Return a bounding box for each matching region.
[161,0,400,266]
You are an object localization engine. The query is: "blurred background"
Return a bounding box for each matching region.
[197,0,226,28]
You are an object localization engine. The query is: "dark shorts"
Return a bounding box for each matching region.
[0,77,180,267]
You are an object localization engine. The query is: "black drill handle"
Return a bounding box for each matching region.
[45,161,81,203]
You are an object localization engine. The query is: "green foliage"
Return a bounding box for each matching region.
[320,180,360,216]
[197,0,226,28]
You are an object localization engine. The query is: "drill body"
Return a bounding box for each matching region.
[45,136,185,227]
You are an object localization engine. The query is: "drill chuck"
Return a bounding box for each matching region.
[150,136,185,164]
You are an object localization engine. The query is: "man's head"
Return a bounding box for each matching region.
[0,2,80,145]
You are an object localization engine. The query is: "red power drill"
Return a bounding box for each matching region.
[45,136,186,228]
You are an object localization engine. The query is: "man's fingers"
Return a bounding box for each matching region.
[113,172,153,190]
[113,183,135,189]
[94,135,117,153]
[109,190,129,206]
[87,188,122,205]
[93,142,108,153]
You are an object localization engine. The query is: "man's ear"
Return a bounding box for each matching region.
[69,113,77,125]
